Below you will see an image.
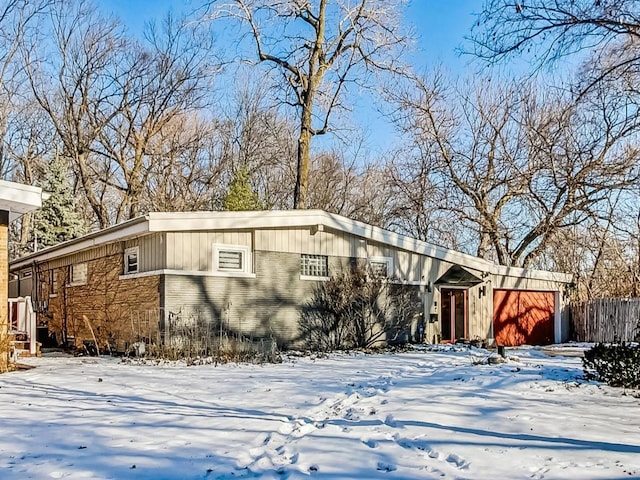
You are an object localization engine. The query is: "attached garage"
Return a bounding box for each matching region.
[493,290,556,346]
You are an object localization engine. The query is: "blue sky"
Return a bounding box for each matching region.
[102,0,482,154]
[106,0,480,71]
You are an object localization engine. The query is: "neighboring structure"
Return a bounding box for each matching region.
[1,180,46,371]
[9,210,573,351]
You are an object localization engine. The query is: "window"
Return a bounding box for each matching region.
[51,269,58,295]
[301,254,328,278]
[70,263,87,285]
[124,247,139,274]
[213,244,251,274]
[20,270,32,278]
[368,256,393,278]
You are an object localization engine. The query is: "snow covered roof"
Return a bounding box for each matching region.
[10,209,573,283]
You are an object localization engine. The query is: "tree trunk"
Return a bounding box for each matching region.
[294,97,315,209]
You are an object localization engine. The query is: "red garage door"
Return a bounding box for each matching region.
[493,290,555,346]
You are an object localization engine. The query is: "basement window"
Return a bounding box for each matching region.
[124,247,139,275]
[213,244,251,275]
[300,254,329,279]
[70,263,87,286]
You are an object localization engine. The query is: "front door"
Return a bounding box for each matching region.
[440,288,467,342]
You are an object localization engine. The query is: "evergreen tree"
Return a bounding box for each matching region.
[222,167,263,211]
[34,155,85,249]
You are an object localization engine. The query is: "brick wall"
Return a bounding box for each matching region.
[43,253,160,351]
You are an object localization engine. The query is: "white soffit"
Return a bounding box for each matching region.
[0,179,45,222]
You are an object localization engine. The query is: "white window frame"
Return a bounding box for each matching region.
[213,244,252,276]
[368,256,393,279]
[50,269,58,296]
[124,246,140,275]
[69,262,87,286]
[300,254,329,280]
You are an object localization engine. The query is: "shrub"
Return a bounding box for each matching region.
[300,263,422,351]
[582,342,640,388]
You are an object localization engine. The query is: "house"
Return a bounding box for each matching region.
[1,179,46,369]
[9,210,573,351]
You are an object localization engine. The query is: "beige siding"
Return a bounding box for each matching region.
[165,231,252,271]
[366,241,425,282]
[255,227,366,258]
[125,233,166,272]
[467,284,492,340]
[45,243,121,270]
[34,234,163,274]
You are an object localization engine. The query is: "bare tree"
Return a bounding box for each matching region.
[95,14,215,221]
[389,72,640,268]
[145,114,226,212]
[201,0,410,208]
[215,73,298,209]
[471,0,640,92]
[0,0,50,177]
[24,0,126,228]
[306,147,392,226]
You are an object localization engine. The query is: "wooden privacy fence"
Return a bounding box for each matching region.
[571,298,640,342]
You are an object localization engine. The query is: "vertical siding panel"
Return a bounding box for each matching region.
[198,232,206,271]
[174,232,183,269]
[207,233,216,269]
[264,230,272,251]
[307,229,312,252]
[264,230,271,252]
[166,233,175,269]
[159,233,165,269]
[147,234,155,271]
[190,232,199,271]
[327,230,335,256]
[296,228,303,253]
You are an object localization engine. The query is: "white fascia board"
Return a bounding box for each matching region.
[490,265,574,283]
[146,210,329,232]
[0,180,45,221]
[10,218,150,269]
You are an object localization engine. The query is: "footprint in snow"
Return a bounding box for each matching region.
[445,453,470,470]
[362,438,379,448]
[384,414,402,427]
[377,461,397,472]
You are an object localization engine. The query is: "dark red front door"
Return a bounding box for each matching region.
[440,288,467,342]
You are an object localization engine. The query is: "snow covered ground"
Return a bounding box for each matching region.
[0,345,639,480]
